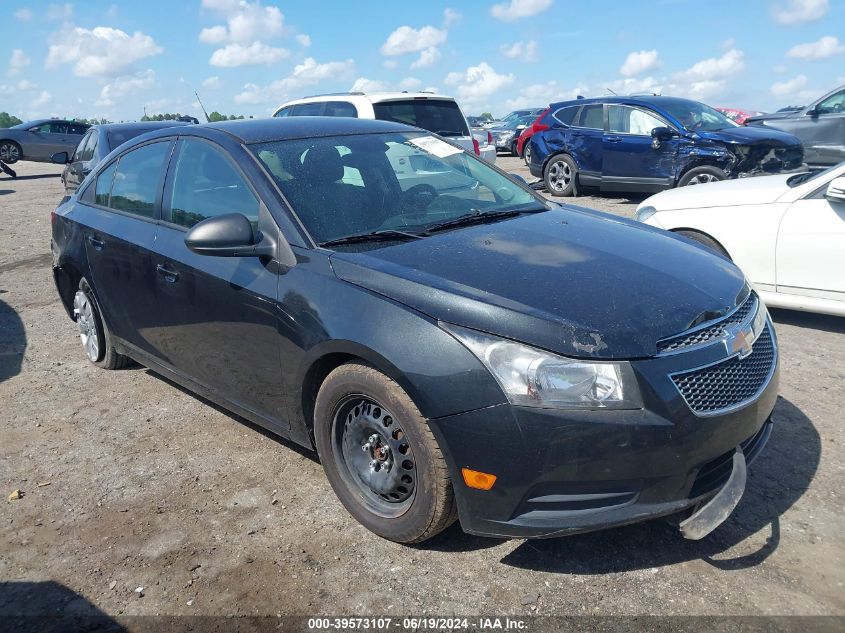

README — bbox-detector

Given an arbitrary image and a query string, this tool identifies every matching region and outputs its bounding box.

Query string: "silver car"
[0,119,89,164]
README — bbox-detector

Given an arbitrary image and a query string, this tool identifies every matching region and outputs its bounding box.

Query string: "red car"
[716,107,764,126]
[516,108,550,164]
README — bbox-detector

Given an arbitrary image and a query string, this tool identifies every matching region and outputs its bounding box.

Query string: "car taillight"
[51,210,57,227]
[532,108,551,133]
[473,138,481,155]
[487,131,493,145]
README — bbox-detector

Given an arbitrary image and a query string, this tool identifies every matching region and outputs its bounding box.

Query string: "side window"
[291,102,325,116]
[109,141,171,218]
[324,101,358,118]
[274,107,291,118]
[94,161,117,207]
[816,90,845,115]
[49,122,69,134]
[30,123,52,133]
[553,106,579,126]
[578,105,604,130]
[607,105,664,135]
[73,132,93,161]
[68,124,88,135]
[168,139,259,229]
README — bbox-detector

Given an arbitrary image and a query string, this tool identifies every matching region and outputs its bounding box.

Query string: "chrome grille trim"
[657,292,758,355]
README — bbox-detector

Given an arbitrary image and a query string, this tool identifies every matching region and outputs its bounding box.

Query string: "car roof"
[549,95,705,109]
[95,121,188,133]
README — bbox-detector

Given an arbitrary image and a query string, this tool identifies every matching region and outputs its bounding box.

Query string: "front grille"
[689,420,772,498]
[671,324,775,415]
[658,293,757,353]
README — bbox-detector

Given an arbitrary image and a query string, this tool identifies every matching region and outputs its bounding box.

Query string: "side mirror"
[825,177,845,204]
[51,151,70,164]
[651,127,675,141]
[184,213,274,257]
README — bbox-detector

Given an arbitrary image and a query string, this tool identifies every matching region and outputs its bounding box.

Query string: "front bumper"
[429,328,779,539]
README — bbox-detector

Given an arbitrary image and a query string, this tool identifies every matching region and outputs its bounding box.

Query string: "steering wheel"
[401,184,438,211]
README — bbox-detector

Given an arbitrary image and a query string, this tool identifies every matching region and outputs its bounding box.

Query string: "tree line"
[1,111,253,128]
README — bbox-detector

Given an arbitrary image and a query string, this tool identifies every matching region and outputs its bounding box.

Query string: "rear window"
[553,106,579,126]
[292,102,326,116]
[372,100,469,137]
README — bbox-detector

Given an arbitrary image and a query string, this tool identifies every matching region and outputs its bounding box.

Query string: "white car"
[272,92,496,164]
[636,163,845,317]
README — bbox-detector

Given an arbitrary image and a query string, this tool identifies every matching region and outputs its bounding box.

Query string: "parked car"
[488,114,537,154]
[528,96,805,196]
[482,108,544,128]
[637,162,845,317]
[0,119,89,164]
[745,85,845,167]
[716,107,765,125]
[516,108,552,165]
[272,92,495,163]
[52,117,778,543]
[52,121,191,194]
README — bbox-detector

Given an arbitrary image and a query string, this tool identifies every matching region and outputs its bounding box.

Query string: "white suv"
[272,92,496,164]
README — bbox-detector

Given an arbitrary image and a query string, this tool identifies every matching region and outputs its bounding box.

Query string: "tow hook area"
[680,448,747,540]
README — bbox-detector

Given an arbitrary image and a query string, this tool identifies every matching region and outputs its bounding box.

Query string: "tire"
[314,362,457,543]
[509,140,518,156]
[678,166,726,187]
[0,140,22,164]
[73,278,131,370]
[675,230,731,259]
[544,154,577,197]
[523,144,532,166]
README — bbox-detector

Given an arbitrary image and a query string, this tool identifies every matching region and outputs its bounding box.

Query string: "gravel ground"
[1,159,843,620]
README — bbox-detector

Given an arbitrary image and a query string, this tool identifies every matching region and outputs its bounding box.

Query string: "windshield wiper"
[319,229,424,248]
[424,207,546,233]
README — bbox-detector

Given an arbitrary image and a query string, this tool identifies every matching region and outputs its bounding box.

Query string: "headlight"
[635,205,657,223]
[497,131,515,142]
[442,324,642,410]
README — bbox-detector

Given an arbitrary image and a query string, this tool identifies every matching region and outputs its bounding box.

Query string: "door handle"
[86,234,105,250]
[156,263,180,283]
[605,136,621,143]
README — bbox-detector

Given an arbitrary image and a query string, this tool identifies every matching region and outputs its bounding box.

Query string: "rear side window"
[107,128,156,151]
[553,106,579,126]
[324,101,358,117]
[273,107,291,118]
[291,102,326,116]
[607,105,665,135]
[108,141,171,218]
[68,123,88,135]
[78,131,98,161]
[372,100,470,137]
[73,131,93,161]
[49,122,69,134]
[578,105,604,130]
[94,161,117,206]
[168,139,259,229]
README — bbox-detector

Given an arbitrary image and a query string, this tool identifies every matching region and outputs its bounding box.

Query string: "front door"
[147,138,285,427]
[602,105,678,191]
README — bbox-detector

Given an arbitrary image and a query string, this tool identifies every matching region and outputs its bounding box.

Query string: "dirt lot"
[1,158,843,620]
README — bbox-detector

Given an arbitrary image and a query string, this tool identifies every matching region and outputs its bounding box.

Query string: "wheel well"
[301,352,360,437]
[677,161,728,182]
[671,228,732,260]
[54,263,83,319]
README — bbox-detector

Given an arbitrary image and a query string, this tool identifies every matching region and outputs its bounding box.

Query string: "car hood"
[745,111,797,124]
[696,126,800,147]
[329,208,747,359]
[641,173,793,210]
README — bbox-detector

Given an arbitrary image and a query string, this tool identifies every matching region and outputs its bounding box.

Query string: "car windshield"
[786,164,842,188]
[251,131,546,247]
[660,100,738,132]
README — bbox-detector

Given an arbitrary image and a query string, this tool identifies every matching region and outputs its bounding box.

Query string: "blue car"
[527,96,805,196]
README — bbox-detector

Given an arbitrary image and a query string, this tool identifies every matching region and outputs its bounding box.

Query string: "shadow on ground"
[0,581,124,633]
[770,307,845,334]
[0,294,25,383]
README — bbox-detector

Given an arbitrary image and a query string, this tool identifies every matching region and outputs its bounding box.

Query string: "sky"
[1,0,844,122]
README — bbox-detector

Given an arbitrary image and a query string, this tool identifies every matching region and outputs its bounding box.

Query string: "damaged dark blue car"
[527,95,805,196]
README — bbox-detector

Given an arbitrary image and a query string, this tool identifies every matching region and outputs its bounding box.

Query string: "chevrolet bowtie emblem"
[725,324,755,359]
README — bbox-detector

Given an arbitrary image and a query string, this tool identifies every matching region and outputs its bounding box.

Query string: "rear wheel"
[314,362,457,543]
[523,144,532,166]
[678,166,726,187]
[675,230,730,259]
[0,141,21,164]
[509,140,519,156]
[544,154,577,196]
[73,278,131,369]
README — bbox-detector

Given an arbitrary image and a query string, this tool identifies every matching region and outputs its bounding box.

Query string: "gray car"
[0,119,89,164]
[746,85,845,167]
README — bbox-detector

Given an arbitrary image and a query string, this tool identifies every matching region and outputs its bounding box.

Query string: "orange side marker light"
[461,468,497,491]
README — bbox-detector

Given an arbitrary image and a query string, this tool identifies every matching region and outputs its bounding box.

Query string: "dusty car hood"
[696,126,800,147]
[641,173,794,210]
[330,207,747,359]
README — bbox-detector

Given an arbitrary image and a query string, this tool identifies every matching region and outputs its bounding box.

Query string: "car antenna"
[606,88,618,96]
[194,90,211,123]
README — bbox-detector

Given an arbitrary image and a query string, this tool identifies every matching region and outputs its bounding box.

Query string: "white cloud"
[381,25,447,56]
[209,42,289,67]
[501,40,538,62]
[411,47,442,69]
[350,77,390,93]
[786,35,845,60]
[491,0,553,21]
[8,49,31,77]
[444,62,515,110]
[14,8,32,21]
[296,33,311,47]
[771,74,807,96]
[96,69,156,106]
[673,49,744,82]
[619,49,661,77]
[606,75,663,96]
[202,75,222,89]
[501,80,586,111]
[17,79,38,91]
[398,77,422,91]
[234,57,355,105]
[773,0,828,24]
[443,8,462,27]
[199,1,285,44]
[45,26,162,78]
[32,90,51,107]
[383,59,399,70]
[47,3,73,20]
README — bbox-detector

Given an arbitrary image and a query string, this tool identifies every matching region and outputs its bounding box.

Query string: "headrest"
[301,145,344,185]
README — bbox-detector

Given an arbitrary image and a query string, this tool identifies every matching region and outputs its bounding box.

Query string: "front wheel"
[314,362,457,543]
[544,154,577,196]
[0,141,21,164]
[678,166,726,187]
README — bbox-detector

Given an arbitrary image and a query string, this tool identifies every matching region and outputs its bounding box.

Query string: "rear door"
[78,140,174,353]
[372,99,473,152]
[568,103,604,185]
[602,104,677,191]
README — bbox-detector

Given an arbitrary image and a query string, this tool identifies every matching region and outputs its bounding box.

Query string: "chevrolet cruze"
[51,118,778,543]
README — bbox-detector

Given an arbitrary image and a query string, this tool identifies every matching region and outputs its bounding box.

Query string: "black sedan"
[51,117,778,543]
[52,121,191,194]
